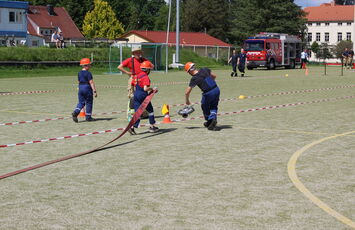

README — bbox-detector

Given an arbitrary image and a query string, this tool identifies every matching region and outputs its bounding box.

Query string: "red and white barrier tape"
[0,81,190,97]
[0,90,58,96]
[0,90,158,180]
[1,85,354,126]
[1,95,353,148]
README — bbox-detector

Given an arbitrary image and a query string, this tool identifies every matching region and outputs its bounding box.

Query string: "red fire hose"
[0,90,157,180]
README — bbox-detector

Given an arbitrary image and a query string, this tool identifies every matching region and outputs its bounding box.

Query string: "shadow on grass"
[78,117,116,123]
[95,128,177,152]
[185,124,233,131]
[214,125,233,131]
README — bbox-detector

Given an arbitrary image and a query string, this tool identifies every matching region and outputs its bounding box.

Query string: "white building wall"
[307,21,354,62]
[0,8,27,32]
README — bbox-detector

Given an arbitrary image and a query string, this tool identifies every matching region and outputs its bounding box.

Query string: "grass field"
[0,65,354,230]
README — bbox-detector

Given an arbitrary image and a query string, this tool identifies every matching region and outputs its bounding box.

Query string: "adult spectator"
[237,48,247,77]
[342,48,349,68]
[300,49,308,69]
[58,31,65,48]
[347,48,354,69]
[117,47,150,120]
[228,49,238,77]
[51,31,60,48]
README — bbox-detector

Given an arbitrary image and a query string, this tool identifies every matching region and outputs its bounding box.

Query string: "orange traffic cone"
[162,104,172,123]
[79,107,86,117]
[163,113,172,123]
[305,67,309,76]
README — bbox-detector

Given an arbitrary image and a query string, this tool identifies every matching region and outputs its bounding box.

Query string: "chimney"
[330,1,336,6]
[47,5,55,16]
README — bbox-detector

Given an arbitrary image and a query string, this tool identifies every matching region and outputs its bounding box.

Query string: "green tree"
[310,41,320,54]
[333,40,353,59]
[59,0,93,29]
[316,43,333,60]
[153,4,170,31]
[182,0,230,41]
[229,0,306,45]
[82,0,124,39]
[108,0,166,31]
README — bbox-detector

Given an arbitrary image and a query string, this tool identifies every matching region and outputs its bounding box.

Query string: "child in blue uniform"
[184,62,220,130]
[72,58,97,122]
[128,60,159,134]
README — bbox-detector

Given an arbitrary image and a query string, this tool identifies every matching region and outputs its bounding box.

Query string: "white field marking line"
[1,95,354,148]
[1,85,354,126]
[288,131,355,229]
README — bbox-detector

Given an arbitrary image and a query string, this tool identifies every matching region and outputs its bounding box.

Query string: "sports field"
[0,66,354,229]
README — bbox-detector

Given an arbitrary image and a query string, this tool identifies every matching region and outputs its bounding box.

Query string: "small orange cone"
[79,107,86,117]
[162,104,172,123]
[305,67,309,76]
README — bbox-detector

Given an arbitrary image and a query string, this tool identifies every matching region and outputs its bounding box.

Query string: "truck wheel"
[268,60,275,70]
[288,60,295,69]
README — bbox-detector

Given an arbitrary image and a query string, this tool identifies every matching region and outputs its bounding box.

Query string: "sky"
[294,0,331,7]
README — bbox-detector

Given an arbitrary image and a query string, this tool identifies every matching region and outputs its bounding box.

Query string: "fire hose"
[0,90,157,181]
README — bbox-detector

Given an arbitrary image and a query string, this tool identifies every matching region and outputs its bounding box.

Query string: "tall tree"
[82,0,124,39]
[229,0,306,45]
[182,0,230,41]
[59,0,93,29]
[108,0,166,31]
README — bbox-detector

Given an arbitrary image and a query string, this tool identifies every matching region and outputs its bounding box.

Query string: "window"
[316,32,320,42]
[338,22,342,26]
[308,23,312,26]
[9,12,15,22]
[9,11,22,23]
[325,32,329,42]
[316,22,321,26]
[325,22,330,26]
[346,32,351,41]
[308,33,312,42]
[32,40,38,47]
[338,32,342,41]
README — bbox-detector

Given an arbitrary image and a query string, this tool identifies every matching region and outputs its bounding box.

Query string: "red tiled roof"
[27,6,83,39]
[122,30,231,47]
[27,22,44,38]
[304,4,354,22]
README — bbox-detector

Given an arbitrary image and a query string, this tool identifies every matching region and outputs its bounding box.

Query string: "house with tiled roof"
[120,30,232,61]
[304,1,355,61]
[27,5,83,47]
[121,30,231,47]
[0,1,29,46]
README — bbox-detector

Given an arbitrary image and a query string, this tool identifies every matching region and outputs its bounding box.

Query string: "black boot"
[72,111,79,123]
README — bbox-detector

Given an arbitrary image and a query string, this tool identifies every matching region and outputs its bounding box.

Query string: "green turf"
[0,66,354,229]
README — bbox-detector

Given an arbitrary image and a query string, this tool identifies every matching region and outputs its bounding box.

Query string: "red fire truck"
[244,32,302,70]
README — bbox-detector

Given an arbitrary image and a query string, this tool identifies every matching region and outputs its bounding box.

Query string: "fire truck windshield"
[245,40,264,51]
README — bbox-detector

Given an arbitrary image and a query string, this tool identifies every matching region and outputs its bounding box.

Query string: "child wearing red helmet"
[129,60,159,134]
[71,58,97,122]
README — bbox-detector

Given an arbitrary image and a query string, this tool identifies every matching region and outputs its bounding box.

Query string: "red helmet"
[140,60,154,71]
[185,62,195,72]
[80,58,91,66]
